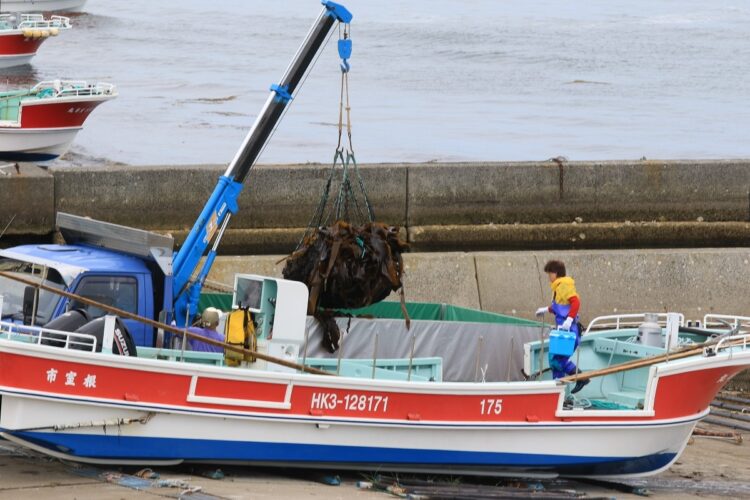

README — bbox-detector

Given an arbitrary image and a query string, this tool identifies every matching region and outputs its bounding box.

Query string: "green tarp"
[199,292,540,327]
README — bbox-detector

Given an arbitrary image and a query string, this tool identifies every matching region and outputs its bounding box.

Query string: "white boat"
[0,13,70,68]
[0,275,748,478]
[0,0,86,13]
[0,80,116,160]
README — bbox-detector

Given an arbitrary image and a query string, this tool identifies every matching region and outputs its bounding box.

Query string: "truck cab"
[0,213,172,347]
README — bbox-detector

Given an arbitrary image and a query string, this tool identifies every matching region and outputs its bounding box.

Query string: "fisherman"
[535,260,589,393]
[187,307,224,353]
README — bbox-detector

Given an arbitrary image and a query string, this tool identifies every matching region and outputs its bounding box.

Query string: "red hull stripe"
[0,350,743,424]
[20,99,109,129]
[0,34,45,56]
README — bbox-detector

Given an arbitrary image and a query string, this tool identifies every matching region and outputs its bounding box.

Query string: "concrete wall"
[207,247,750,324]
[0,159,734,252]
[407,160,750,225]
[49,159,750,227]
[0,163,54,236]
[52,163,407,230]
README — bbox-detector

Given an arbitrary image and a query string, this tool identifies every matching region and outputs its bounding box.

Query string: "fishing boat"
[0,0,86,13]
[0,14,70,68]
[0,79,116,161]
[0,0,748,479]
[0,278,748,478]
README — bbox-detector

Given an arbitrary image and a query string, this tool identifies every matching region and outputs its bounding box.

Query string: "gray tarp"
[302,317,544,382]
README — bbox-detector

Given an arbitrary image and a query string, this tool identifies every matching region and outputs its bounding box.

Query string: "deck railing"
[713,334,750,358]
[584,313,685,334]
[31,80,117,98]
[703,314,750,333]
[0,320,98,352]
[0,14,71,30]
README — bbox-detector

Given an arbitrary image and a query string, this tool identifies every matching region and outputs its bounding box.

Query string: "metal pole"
[533,255,546,379]
[301,323,310,372]
[336,321,346,375]
[407,333,416,382]
[505,337,515,382]
[180,308,189,362]
[30,265,40,327]
[474,335,484,382]
[575,330,582,374]
[371,333,379,379]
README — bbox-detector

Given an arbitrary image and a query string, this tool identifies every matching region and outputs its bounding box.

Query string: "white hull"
[0,53,35,68]
[0,127,78,159]
[1,317,749,478]
[0,0,86,12]
[0,394,697,477]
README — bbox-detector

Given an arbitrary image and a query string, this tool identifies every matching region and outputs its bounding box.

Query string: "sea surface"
[4,0,750,166]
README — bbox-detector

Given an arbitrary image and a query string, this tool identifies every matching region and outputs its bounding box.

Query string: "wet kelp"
[283,220,409,352]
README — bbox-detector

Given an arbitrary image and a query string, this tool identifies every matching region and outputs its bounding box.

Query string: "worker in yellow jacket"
[536,260,589,393]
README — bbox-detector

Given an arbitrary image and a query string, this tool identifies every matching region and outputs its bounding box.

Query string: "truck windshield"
[0,258,66,324]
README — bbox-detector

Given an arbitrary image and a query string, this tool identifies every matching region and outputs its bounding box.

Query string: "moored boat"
[0,14,70,68]
[0,79,116,161]
[0,0,87,13]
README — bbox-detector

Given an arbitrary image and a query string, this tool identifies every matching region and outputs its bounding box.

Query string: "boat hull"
[0,92,114,160]
[0,395,696,477]
[0,53,35,68]
[0,33,46,67]
[0,0,86,12]
[0,127,77,160]
[1,338,747,478]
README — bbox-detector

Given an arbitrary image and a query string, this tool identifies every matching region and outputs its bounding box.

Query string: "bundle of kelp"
[282,219,409,352]
[284,220,408,310]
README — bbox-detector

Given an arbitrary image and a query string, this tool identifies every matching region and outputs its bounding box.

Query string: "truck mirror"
[22,286,38,325]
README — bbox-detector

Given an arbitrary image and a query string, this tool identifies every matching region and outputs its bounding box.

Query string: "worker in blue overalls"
[535,260,589,394]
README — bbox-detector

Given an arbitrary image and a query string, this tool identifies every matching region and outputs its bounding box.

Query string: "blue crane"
[170,1,353,327]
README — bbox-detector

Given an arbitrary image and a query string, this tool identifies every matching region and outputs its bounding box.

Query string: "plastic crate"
[549,329,577,357]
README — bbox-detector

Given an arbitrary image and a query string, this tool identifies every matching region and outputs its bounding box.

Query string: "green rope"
[349,152,375,222]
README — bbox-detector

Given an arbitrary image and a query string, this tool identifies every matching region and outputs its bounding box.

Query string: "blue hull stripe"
[0,152,59,161]
[10,431,676,475]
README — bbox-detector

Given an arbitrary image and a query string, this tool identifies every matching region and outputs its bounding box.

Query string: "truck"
[0,1,353,348]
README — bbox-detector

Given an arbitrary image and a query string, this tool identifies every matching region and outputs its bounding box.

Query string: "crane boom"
[171,1,352,326]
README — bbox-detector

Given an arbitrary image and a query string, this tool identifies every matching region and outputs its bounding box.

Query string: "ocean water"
[4,0,750,165]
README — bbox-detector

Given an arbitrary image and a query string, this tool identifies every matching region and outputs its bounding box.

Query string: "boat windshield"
[0,258,66,324]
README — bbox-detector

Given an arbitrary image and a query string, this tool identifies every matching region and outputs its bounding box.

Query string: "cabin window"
[71,275,138,318]
[0,258,66,324]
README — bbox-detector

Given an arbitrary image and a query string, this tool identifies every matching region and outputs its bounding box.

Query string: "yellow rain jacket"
[550,276,579,305]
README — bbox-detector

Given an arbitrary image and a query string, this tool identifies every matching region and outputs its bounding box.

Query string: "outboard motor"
[75,316,138,356]
[41,309,92,348]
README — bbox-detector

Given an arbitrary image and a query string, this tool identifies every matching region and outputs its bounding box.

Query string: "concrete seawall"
[1,160,749,252]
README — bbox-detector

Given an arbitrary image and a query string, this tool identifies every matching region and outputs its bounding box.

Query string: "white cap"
[201,307,221,327]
